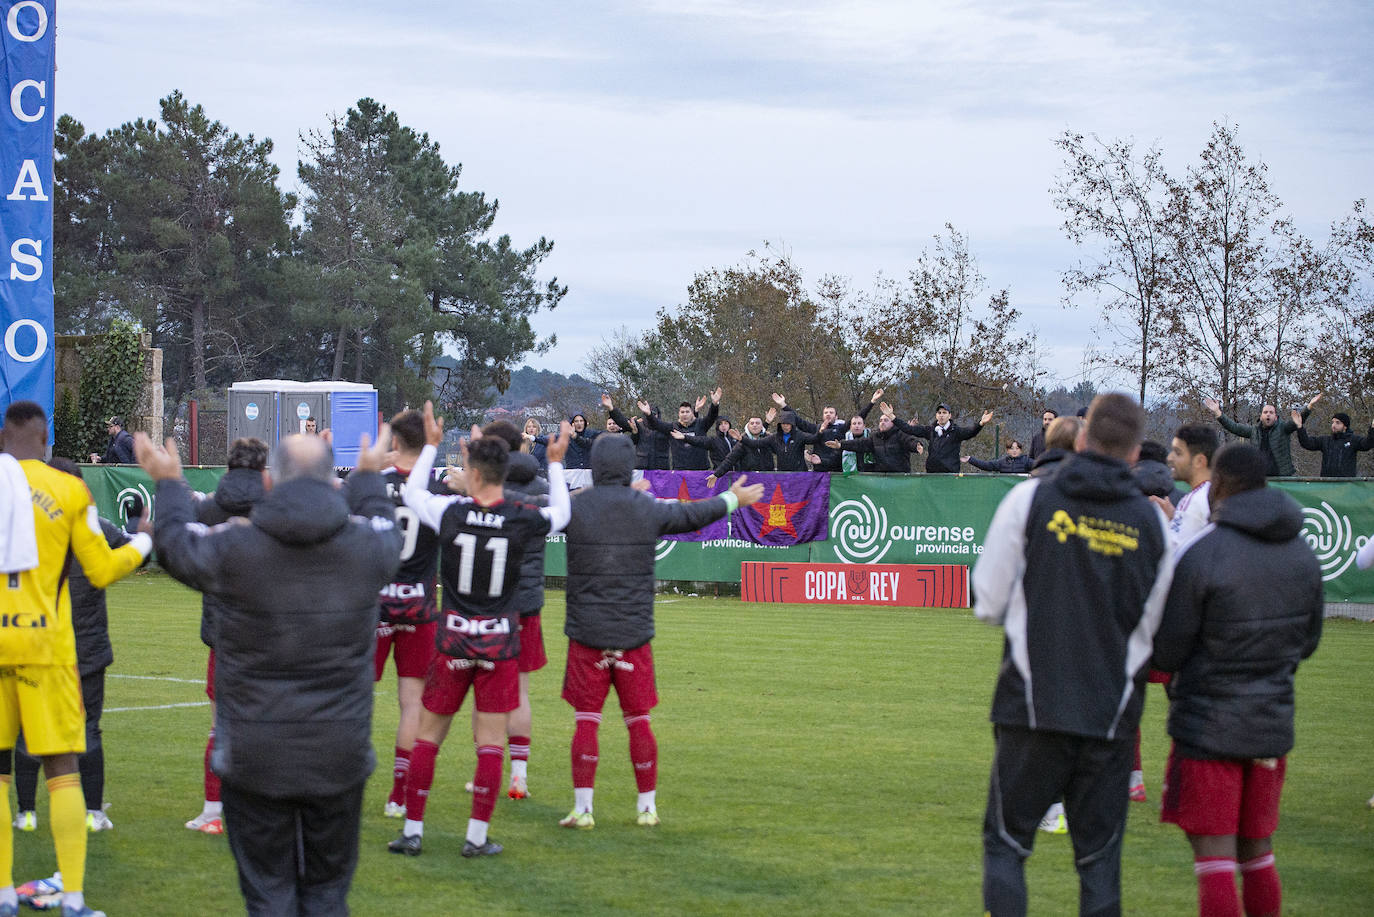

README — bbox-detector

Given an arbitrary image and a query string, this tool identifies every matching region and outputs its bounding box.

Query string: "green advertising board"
[78,467,1374,604]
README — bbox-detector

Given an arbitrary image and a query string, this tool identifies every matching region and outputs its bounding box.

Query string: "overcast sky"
[57,1,1374,388]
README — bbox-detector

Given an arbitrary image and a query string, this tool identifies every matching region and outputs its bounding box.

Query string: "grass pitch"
[10,571,1373,915]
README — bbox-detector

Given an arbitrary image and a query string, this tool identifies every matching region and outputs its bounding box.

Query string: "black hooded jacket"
[194,466,268,647]
[504,451,550,616]
[973,452,1173,740]
[154,471,402,798]
[1153,487,1324,759]
[564,434,735,649]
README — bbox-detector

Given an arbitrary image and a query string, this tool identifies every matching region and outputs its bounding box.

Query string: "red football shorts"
[374,620,438,682]
[1160,745,1286,838]
[517,614,547,673]
[421,655,519,715]
[561,640,658,713]
[205,650,216,702]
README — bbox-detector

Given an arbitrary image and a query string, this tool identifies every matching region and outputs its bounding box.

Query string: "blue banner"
[0,1,55,430]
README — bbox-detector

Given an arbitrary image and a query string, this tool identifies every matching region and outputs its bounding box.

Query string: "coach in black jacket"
[557,434,762,825]
[141,431,402,917]
[972,394,1173,917]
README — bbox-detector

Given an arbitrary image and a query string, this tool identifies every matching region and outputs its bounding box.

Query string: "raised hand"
[729,474,765,508]
[422,401,444,446]
[355,424,394,473]
[727,428,741,441]
[601,393,614,410]
[637,399,652,415]
[695,395,707,412]
[1290,409,1303,425]
[1308,392,1323,409]
[545,420,574,463]
[711,387,723,405]
[1202,397,1221,418]
[765,407,778,423]
[980,409,995,425]
[771,392,786,407]
[880,401,893,416]
[870,388,884,404]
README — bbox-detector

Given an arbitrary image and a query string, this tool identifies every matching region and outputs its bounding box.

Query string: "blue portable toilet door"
[328,390,379,467]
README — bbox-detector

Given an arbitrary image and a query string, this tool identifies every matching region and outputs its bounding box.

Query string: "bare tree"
[1161,122,1286,413]
[1052,131,1170,403]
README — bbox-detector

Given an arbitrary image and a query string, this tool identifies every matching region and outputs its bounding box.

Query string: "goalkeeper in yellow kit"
[0,401,150,917]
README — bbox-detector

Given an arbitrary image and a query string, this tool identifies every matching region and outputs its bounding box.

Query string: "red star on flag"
[748,484,809,539]
[676,479,692,501]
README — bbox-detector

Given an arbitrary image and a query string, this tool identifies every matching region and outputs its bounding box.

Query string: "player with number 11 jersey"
[387,405,572,860]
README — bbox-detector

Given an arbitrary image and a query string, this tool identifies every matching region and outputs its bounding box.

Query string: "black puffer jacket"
[564,434,734,649]
[1153,487,1324,759]
[72,517,131,676]
[505,451,550,617]
[154,471,402,797]
[194,466,267,647]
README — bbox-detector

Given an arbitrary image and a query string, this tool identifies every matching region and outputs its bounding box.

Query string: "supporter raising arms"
[638,388,721,470]
[1204,394,1318,477]
[894,403,994,473]
[1291,406,1374,478]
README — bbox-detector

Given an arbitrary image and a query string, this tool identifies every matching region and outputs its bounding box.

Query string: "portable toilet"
[227,380,378,466]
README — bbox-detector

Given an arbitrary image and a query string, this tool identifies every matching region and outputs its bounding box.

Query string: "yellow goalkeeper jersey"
[1,459,147,666]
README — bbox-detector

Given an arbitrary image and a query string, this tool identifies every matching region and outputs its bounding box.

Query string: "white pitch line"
[106,701,210,712]
[109,674,204,685]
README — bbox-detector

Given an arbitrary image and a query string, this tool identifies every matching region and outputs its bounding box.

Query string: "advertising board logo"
[115,484,151,528]
[1300,501,1367,582]
[829,495,891,564]
[655,539,675,560]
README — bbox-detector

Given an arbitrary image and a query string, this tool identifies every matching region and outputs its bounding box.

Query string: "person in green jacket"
[1204,393,1321,477]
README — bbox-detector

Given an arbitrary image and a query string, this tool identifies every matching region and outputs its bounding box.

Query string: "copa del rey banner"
[642,471,830,546]
[0,1,55,425]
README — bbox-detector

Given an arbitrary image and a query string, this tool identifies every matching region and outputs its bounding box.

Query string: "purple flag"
[728,472,831,545]
[642,471,729,541]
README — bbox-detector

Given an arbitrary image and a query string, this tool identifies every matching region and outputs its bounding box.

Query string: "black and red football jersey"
[434,499,552,660]
[378,466,446,624]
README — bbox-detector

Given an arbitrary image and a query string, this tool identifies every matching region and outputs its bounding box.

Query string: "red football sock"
[405,740,439,823]
[1195,856,1241,917]
[470,745,504,823]
[389,746,411,806]
[204,730,221,803]
[1240,853,1280,917]
[571,712,601,789]
[624,713,657,793]
[508,736,530,763]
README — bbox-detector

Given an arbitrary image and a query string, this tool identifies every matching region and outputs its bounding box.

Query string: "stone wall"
[55,332,164,442]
